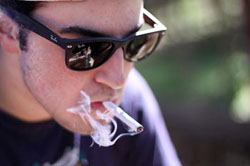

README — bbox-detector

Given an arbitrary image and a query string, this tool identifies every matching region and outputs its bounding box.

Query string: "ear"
[0,11,20,55]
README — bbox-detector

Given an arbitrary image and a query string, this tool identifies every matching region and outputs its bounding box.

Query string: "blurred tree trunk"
[244,0,250,53]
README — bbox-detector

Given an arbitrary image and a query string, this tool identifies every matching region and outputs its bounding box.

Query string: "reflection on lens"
[125,33,159,61]
[68,42,114,70]
[69,44,95,69]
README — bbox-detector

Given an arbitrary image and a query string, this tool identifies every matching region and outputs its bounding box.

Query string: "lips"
[91,102,106,111]
[91,99,118,112]
[90,101,116,125]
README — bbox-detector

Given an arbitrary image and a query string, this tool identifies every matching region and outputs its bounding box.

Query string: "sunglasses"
[8,8,167,71]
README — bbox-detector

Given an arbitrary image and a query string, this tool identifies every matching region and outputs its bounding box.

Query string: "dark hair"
[0,1,42,50]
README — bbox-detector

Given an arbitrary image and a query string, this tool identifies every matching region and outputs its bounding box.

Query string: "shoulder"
[121,68,182,166]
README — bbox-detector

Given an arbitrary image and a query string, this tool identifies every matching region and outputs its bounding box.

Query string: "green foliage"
[137,0,248,111]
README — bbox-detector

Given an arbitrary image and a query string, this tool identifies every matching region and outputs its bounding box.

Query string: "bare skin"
[0,0,143,135]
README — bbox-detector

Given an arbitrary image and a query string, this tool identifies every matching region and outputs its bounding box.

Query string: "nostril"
[95,70,125,89]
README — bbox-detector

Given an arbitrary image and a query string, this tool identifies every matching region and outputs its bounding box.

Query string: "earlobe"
[0,12,20,55]
[1,34,19,54]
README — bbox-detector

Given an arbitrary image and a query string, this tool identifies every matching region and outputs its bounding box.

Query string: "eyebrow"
[59,24,143,38]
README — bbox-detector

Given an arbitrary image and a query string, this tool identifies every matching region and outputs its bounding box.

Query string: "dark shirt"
[0,69,181,166]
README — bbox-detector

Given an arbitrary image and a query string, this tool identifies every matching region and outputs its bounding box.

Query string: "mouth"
[91,99,118,112]
[91,102,106,111]
[88,100,118,126]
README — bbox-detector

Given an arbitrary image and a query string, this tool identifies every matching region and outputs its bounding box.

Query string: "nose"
[95,48,126,89]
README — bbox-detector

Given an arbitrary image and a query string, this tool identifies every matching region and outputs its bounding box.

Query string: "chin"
[52,108,94,135]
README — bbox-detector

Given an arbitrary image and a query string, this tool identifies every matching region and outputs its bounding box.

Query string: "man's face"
[20,0,143,134]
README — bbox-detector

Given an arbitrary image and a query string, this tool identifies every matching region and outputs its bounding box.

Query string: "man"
[0,0,181,166]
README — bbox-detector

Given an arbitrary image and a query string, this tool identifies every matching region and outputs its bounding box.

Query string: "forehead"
[33,0,144,38]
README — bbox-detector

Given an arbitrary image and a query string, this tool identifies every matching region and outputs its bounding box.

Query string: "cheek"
[20,34,90,113]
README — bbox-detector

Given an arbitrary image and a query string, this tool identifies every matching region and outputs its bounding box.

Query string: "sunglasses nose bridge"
[113,41,129,59]
[112,41,129,60]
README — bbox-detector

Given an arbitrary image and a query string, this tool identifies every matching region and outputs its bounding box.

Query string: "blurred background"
[136,0,250,165]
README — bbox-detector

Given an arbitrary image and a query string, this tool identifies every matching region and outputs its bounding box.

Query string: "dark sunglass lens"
[68,42,113,70]
[125,33,160,61]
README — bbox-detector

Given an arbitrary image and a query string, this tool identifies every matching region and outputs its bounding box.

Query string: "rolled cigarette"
[103,102,144,134]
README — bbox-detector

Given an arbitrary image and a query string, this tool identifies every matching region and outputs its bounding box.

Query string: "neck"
[0,52,51,122]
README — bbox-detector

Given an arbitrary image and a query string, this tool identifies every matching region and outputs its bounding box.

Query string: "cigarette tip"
[137,126,144,133]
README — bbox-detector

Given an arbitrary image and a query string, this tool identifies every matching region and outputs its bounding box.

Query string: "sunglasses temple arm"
[143,8,167,31]
[7,8,65,49]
